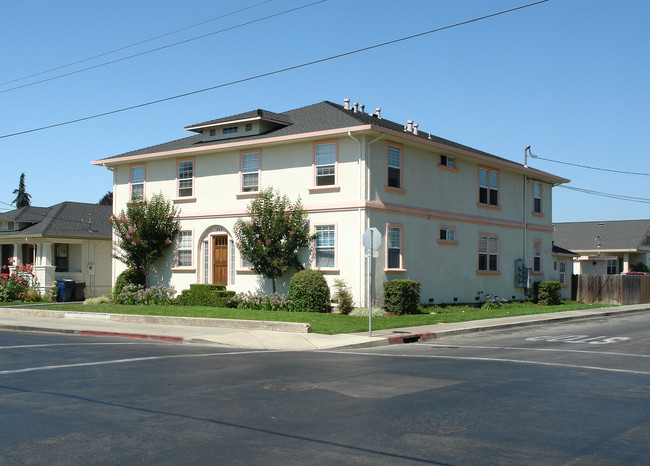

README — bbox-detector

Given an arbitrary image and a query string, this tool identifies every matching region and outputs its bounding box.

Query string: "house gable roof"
[553,219,650,252]
[0,202,112,239]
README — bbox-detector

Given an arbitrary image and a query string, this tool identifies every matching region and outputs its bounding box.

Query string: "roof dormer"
[185,109,292,142]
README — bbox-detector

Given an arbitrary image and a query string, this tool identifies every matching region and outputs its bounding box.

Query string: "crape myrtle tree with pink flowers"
[235,187,315,293]
[110,192,180,286]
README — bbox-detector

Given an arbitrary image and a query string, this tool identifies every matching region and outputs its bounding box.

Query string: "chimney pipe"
[406,120,413,132]
[360,104,365,114]
[413,123,419,135]
[344,98,350,110]
[375,108,381,119]
[353,102,359,113]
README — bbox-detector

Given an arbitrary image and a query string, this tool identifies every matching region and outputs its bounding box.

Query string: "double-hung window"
[440,155,455,169]
[176,231,192,268]
[55,243,68,272]
[387,225,403,269]
[387,144,402,189]
[479,168,499,206]
[533,181,542,214]
[130,165,145,200]
[178,160,194,197]
[607,259,617,275]
[314,142,336,186]
[315,225,335,268]
[478,235,498,272]
[533,239,542,273]
[241,151,260,192]
[559,261,567,285]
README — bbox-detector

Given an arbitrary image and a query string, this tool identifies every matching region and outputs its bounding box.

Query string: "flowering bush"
[0,261,34,302]
[112,284,176,305]
[232,291,292,312]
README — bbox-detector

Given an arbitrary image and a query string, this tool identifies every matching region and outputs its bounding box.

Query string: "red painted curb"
[387,332,436,344]
[78,330,183,343]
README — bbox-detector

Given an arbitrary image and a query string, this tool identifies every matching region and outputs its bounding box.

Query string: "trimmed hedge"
[288,269,330,313]
[535,280,562,306]
[176,284,236,308]
[384,279,421,315]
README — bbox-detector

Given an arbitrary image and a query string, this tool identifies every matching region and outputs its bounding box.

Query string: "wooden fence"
[575,274,650,305]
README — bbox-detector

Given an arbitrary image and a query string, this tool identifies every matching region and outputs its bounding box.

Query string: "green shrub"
[113,268,146,297]
[234,291,292,311]
[536,280,562,306]
[113,284,176,305]
[384,279,421,315]
[84,296,110,305]
[176,284,236,308]
[332,278,353,314]
[288,269,330,313]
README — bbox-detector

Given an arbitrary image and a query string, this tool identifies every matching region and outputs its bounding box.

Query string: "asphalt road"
[1,313,648,465]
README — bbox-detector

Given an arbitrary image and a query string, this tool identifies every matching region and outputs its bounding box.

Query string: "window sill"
[172,267,196,273]
[173,196,196,203]
[476,203,502,211]
[308,185,340,193]
[532,212,544,217]
[476,270,501,275]
[236,191,260,199]
[437,164,458,173]
[384,186,406,194]
[236,268,256,274]
[316,268,340,274]
[532,271,544,276]
[437,240,458,246]
[384,268,407,274]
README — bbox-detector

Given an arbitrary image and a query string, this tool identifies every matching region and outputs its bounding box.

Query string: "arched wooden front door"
[212,236,228,285]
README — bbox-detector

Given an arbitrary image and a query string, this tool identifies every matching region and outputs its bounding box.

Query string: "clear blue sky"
[1,0,648,222]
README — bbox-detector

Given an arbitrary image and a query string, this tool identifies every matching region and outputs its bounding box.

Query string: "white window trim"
[310,140,340,192]
[533,239,542,274]
[239,150,261,196]
[385,142,404,192]
[176,158,195,201]
[129,164,145,201]
[478,234,499,273]
[173,230,194,270]
[313,223,338,272]
[385,223,406,272]
[533,181,543,215]
[478,167,500,208]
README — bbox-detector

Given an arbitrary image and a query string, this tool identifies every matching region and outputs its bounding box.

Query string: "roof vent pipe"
[413,123,419,135]
[375,108,381,119]
[406,120,413,132]
[353,102,359,113]
[344,98,350,110]
[360,104,365,114]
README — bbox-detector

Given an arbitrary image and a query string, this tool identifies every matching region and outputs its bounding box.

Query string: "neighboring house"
[553,219,650,276]
[551,243,578,299]
[93,99,568,305]
[0,202,112,298]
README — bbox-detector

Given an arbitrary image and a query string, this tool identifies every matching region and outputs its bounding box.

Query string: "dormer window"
[209,129,216,136]
[223,126,238,134]
[6,221,14,231]
[245,123,253,131]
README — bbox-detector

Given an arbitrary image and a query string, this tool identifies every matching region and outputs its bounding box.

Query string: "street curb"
[0,307,311,333]
[0,324,184,343]
[387,332,437,344]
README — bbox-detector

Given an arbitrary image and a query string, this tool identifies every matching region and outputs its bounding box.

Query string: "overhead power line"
[0,0,325,95]
[0,0,273,88]
[559,185,650,204]
[529,150,650,176]
[0,0,549,140]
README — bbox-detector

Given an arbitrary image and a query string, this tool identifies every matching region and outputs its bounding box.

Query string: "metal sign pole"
[368,235,373,337]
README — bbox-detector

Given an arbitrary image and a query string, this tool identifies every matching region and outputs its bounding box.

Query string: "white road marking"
[325,351,650,376]
[0,349,285,376]
[419,343,650,358]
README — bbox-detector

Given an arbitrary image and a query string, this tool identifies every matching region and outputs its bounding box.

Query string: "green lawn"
[22,301,614,334]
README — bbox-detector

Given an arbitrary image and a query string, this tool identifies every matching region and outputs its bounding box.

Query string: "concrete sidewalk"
[0,304,648,351]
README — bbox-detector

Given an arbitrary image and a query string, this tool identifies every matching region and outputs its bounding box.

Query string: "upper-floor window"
[533,181,542,214]
[130,165,145,200]
[387,143,402,189]
[314,142,337,186]
[178,159,194,197]
[479,168,499,206]
[478,234,498,272]
[439,228,456,242]
[176,231,192,268]
[533,239,542,273]
[241,151,260,192]
[387,224,403,269]
[223,126,238,134]
[315,225,335,268]
[440,155,455,168]
[209,129,216,136]
[245,123,253,131]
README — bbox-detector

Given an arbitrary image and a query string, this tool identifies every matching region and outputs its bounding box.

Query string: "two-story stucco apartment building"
[93,99,568,306]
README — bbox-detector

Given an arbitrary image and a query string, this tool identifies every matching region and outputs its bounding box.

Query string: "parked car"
[623,271,650,276]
